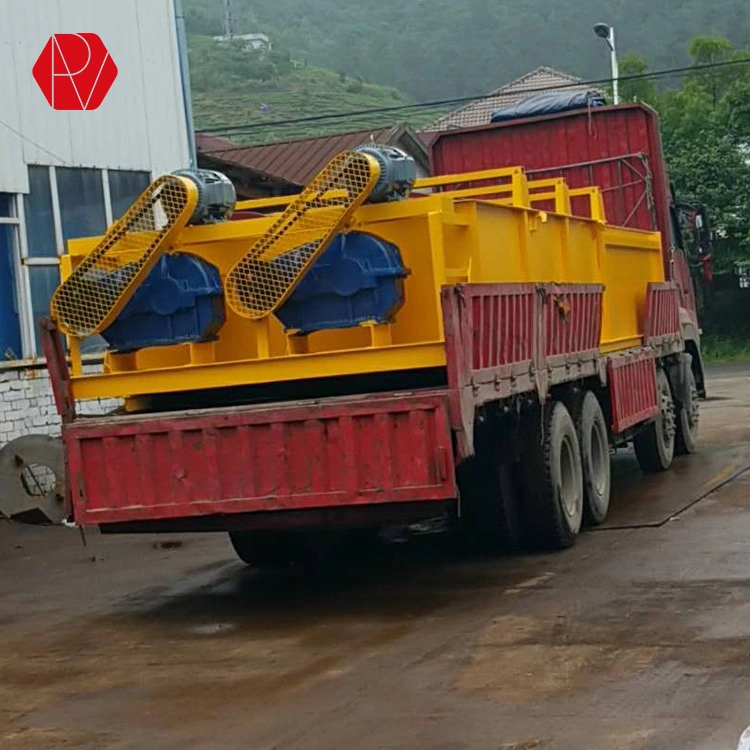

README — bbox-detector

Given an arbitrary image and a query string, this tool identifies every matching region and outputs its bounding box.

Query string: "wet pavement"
[1,364,750,750]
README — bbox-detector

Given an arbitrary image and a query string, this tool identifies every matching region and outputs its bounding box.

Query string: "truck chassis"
[43,279,696,555]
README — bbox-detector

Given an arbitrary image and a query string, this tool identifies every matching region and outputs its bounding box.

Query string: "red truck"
[429,103,711,394]
[30,103,705,562]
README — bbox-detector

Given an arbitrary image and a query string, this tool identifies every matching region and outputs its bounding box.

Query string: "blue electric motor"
[276,232,409,335]
[102,254,225,352]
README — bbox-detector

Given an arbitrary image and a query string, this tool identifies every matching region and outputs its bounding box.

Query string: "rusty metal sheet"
[64,391,457,526]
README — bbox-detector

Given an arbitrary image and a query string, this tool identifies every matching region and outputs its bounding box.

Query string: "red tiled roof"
[429,67,597,131]
[196,123,427,187]
[195,133,237,152]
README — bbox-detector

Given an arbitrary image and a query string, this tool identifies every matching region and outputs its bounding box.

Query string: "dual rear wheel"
[459,391,611,552]
[231,366,699,565]
[461,362,700,553]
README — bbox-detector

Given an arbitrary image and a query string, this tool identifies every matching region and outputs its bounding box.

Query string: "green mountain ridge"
[188,35,426,144]
[185,0,750,101]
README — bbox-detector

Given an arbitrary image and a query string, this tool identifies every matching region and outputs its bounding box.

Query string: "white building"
[212,33,272,52]
[0,0,192,442]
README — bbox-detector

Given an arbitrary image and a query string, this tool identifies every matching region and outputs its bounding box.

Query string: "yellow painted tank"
[57,157,664,404]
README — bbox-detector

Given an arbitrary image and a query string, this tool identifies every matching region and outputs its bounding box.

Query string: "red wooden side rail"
[644,282,681,348]
[442,282,604,459]
[607,352,659,434]
[39,318,75,422]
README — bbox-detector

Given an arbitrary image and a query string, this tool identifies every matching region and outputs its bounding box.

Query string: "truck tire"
[522,401,583,550]
[675,366,699,455]
[577,392,611,526]
[457,447,525,553]
[229,531,312,569]
[634,368,676,473]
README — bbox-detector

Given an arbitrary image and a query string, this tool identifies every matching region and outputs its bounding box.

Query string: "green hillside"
[188,36,425,143]
[185,0,750,101]
[184,8,750,273]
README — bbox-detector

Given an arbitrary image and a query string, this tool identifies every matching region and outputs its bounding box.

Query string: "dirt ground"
[1,364,750,750]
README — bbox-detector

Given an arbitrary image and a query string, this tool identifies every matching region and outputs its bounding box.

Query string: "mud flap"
[667,353,693,410]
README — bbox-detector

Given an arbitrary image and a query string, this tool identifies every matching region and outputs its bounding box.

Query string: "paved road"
[1,364,750,750]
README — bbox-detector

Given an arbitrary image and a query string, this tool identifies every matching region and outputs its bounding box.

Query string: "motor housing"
[102,253,225,352]
[354,145,417,203]
[173,169,236,224]
[276,231,409,335]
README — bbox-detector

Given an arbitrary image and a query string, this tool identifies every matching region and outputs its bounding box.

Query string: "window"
[4,166,152,359]
[0,221,22,360]
[24,168,57,258]
[109,170,151,220]
[28,265,61,354]
[0,193,14,217]
[57,168,107,241]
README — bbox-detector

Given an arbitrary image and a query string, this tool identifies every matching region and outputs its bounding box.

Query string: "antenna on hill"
[223,0,235,39]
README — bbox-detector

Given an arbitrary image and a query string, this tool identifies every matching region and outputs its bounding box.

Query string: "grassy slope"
[190,56,428,145]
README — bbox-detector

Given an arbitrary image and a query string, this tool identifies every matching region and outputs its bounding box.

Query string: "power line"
[199,56,750,145]
[0,116,71,165]
[203,56,750,138]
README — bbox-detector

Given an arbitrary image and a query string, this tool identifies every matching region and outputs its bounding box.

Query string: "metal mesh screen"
[226,150,379,320]
[51,175,196,337]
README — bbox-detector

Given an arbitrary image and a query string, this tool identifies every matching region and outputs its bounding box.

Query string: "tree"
[659,37,750,271]
[686,36,735,107]
[182,0,750,101]
[618,54,657,104]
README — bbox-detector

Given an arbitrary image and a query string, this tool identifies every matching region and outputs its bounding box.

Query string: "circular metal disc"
[0,435,67,524]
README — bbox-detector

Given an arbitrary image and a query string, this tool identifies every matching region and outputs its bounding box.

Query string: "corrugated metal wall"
[0,0,190,193]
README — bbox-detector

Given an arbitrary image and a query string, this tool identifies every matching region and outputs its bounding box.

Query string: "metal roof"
[196,123,429,187]
[429,67,597,131]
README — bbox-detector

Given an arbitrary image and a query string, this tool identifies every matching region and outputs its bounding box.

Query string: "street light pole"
[608,27,620,106]
[593,23,620,106]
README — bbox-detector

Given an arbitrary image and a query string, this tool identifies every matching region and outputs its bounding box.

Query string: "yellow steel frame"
[237,168,607,222]
[71,342,447,401]
[58,163,664,404]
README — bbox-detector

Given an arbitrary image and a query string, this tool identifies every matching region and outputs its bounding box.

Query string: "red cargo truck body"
[430,104,700,332]
[42,105,700,550]
[47,282,683,535]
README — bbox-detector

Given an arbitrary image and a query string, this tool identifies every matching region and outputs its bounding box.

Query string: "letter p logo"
[33,33,118,110]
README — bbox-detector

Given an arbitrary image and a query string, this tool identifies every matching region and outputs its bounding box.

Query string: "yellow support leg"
[189,342,216,365]
[69,337,83,377]
[251,320,271,359]
[361,322,393,348]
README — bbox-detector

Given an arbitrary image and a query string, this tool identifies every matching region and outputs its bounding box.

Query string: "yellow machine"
[52,147,664,406]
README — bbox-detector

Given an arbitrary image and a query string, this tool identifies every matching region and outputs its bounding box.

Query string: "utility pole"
[223,0,234,39]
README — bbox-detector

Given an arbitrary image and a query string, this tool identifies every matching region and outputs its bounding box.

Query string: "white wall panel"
[0,0,190,192]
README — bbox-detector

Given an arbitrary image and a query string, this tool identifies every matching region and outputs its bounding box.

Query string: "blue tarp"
[490,90,606,123]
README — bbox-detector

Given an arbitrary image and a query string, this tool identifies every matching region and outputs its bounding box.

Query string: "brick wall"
[0,364,121,445]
